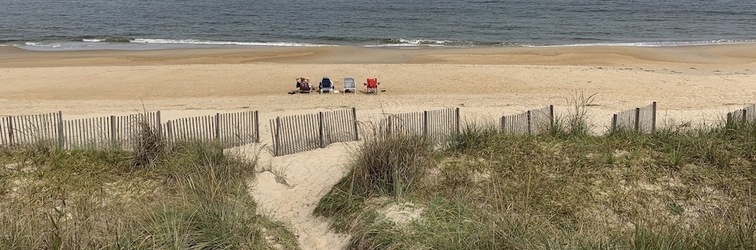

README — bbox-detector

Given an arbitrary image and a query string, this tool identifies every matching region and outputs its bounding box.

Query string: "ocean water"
[1,0,755,50]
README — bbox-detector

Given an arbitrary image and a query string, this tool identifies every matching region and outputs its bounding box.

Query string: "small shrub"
[131,118,165,168]
[446,123,498,153]
[565,91,597,136]
[349,133,433,198]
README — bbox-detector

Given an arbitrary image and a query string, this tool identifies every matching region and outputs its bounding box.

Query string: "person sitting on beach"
[296,77,304,88]
[296,77,312,92]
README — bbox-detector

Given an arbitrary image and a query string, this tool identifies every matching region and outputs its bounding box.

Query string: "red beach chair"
[365,78,380,94]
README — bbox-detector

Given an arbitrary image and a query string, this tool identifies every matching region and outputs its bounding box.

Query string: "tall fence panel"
[0,112,61,147]
[611,102,657,133]
[727,104,756,124]
[501,105,554,135]
[382,112,424,137]
[270,108,359,156]
[322,108,359,145]
[425,108,460,143]
[1,110,265,151]
[218,110,260,147]
[380,108,460,143]
[0,116,8,147]
[163,111,260,148]
[64,116,111,149]
[112,111,161,150]
[270,113,321,156]
[165,115,216,144]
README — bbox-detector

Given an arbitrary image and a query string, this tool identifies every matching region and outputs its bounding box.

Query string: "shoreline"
[2,43,756,67]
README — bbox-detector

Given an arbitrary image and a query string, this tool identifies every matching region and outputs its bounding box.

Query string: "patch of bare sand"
[243,142,361,250]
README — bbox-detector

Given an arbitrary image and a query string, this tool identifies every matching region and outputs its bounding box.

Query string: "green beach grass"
[315,116,756,249]
[0,124,298,249]
[2,108,755,249]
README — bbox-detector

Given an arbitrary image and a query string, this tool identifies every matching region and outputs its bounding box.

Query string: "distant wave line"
[9,37,756,51]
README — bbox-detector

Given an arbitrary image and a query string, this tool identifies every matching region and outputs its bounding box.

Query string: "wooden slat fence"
[380,108,460,143]
[270,113,321,156]
[270,108,359,156]
[218,111,260,147]
[0,112,61,148]
[2,110,263,150]
[163,110,260,148]
[64,116,111,149]
[382,111,424,137]
[726,104,756,125]
[611,102,657,133]
[500,105,554,135]
[112,112,161,150]
[0,117,6,147]
[165,114,216,144]
[322,108,359,145]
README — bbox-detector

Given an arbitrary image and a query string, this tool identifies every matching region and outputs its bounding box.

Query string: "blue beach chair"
[319,76,334,94]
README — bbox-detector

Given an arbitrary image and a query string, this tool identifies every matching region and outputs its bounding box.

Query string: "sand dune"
[1,44,755,249]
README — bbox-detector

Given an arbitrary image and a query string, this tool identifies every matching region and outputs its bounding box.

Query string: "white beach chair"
[343,77,356,94]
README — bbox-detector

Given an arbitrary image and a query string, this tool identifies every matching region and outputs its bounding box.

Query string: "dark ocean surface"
[2,0,755,50]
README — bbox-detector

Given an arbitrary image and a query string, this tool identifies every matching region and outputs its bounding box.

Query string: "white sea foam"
[23,42,62,48]
[131,38,330,47]
[364,38,460,47]
[540,39,756,48]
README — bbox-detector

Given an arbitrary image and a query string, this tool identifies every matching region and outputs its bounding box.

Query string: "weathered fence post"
[387,116,393,134]
[527,110,532,135]
[318,112,325,148]
[215,113,221,143]
[274,117,281,156]
[156,111,162,136]
[57,111,64,149]
[743,109,748,125]
[501,116,506,134]
[254,111,260,143]
[455,108,460,133]
[549,105,555,128]
[611,114,618,133]
[7,116,14,146]
[423,111,429,139]
[109,115,116,148]
[651,102,657,132]
[634,107,641,131]
[351,107,359,141]
[166,121,173,144]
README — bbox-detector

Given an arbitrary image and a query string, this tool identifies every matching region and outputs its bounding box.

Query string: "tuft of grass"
[564,91,597,136]
[317,116,756,249]
[131,117,166,168]
[0,139,298,249]
[314,133,433,233]
[347,133,433,198]
[445,123,499,154]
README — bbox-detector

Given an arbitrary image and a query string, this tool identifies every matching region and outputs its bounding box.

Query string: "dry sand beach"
[2,44,755,249]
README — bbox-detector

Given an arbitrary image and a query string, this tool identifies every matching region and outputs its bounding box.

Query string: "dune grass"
[0,133,298,249]
[315,118,756,249]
